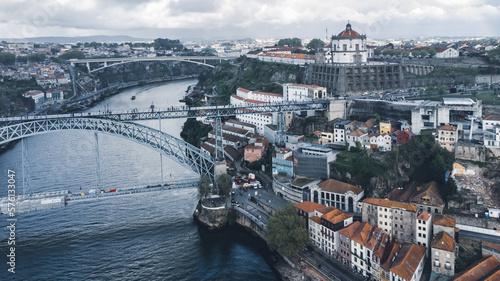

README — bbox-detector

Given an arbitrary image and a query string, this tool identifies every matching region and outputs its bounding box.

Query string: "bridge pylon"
[276,111,286,148]
[214,116,224,161]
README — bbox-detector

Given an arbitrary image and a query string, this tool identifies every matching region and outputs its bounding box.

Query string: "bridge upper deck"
[0,100,330,123]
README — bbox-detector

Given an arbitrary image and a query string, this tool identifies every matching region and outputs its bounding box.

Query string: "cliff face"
[0,78,37,116]
[75,60,209,96]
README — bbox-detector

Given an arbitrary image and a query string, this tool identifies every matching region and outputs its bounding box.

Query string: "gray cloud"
[0,0,498,39]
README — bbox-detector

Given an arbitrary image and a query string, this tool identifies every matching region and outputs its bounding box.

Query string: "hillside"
[0,78,37,116]
[195,56,305,105]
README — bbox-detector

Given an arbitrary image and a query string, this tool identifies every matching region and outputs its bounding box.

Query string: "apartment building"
[360,198,418,243]
[431,231,457,276]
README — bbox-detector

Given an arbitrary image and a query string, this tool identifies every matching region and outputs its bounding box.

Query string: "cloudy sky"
[1,0,499,40]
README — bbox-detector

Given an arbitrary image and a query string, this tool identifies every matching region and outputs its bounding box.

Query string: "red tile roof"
[431,231,455,252]
[294,201,325,213]
[338,221,361,238]
[309,216,322,225]
[483,115,500,121]
[317,179,364,195]
[389,244,426,281]
[417,211,432,221]
[410,181,444,207]
[363,198,418,212]
[433,215,456,228]
[439,124,457,131]
[451,255,500,281]
[483,242,500,252]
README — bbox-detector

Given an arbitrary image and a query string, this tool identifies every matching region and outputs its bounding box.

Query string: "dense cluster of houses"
[294,184,464,281]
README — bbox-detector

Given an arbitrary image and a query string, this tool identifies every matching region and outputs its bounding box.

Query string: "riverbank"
[194,204,327,281]
[56,75,198,114]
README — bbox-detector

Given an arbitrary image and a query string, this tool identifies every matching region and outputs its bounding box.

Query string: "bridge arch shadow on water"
[0,118,214,183]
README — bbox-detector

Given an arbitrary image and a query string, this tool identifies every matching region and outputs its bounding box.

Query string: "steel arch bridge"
[0,118,215,183]
[69,56,238,73]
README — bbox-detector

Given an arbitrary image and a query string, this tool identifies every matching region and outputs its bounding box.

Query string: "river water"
[0,79,279,280]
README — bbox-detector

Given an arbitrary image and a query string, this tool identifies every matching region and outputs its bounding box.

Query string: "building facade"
[293,143,337,179]
[415,211,432,256]
[272,148,294,177]
[431,231,457,276]
[360,198,418,243]
[437,124,458,152]
[310,179,364,213]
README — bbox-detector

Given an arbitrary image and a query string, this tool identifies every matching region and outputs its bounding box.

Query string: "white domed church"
[324,22,368,64]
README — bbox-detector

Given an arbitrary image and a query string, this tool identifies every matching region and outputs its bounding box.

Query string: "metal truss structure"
[0,118,215,183]
[0,100,330,123]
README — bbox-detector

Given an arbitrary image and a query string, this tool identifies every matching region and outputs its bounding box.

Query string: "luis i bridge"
[0,100,330,214]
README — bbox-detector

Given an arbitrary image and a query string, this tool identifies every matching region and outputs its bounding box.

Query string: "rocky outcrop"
[193,204,228,231]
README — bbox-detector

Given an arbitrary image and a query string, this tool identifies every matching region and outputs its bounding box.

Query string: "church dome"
[337,22,361,37]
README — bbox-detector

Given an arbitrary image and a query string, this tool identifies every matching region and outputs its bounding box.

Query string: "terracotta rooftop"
[294,201,325,213]
[417,210,432,221]
[410,181,444,207]
[451,255,500,281]
[439,124,457,131]
[483,242,500,252]
[363,198,418,212]
[433,215,456,228]
[309,216,322,225]
[389,244,426,281]
[386,183,417,202]
[317,179,364,195]
[347,129,367,137]
[237,87,251,93]
[338,221,361,238]
[373,233,390,261]
[315,206,338,216]
[484,115,500,121]
[431,231,455,252]
[381,242,403,271]
[322,211,353,225]
[337,23,361,37]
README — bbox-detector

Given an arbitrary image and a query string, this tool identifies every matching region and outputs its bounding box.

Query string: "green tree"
[488,46,500,65]
[198,174,211,200]
[266,204,309,257]
[59,51,85,60]
[419,50,428,58]
[374,49,382,56]
[412,51,421,58]
[277,38,302,47]
[428,48,437,57]
[306,38,325,50]
[382,50,395,57]
[217,173,232,197]
[0,52,15,65]
[402,51,410,57]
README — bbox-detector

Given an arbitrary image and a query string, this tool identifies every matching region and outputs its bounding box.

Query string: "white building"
[483,115,500,148]
[346,129,368,150]
[23,90,45,104]
[310,179,364,213]
[326,22,368,64]
[230,87,285,134]
[435,47,459,58]
[368,133,392,152]
[307,204,354,257]
[415,211,432,257]
[283,83,328,101]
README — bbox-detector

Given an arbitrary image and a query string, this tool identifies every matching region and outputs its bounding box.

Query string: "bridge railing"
[0,100,330,123]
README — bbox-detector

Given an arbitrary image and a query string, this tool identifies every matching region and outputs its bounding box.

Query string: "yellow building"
[379,121,395,135]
